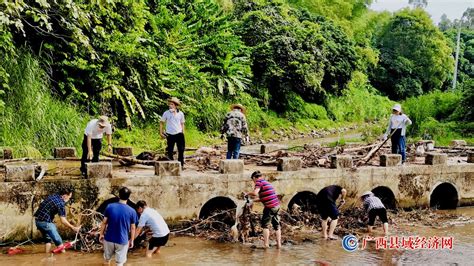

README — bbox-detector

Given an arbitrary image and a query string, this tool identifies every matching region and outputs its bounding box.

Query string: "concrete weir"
[0,156,473,241]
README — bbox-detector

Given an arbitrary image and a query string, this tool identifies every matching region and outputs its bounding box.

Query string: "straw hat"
[168,97,181,106]
[392,104,402,112]
[98,115,110,127]
[361,191,374,198]
[230,103,246,113]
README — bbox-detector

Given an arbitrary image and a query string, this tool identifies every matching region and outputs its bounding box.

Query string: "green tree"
[458,79,474,121]
[236,0,358,111]
[438,14,453,31]
[1,0,252,129]
[371,9,454,99]
[409,0,428,9]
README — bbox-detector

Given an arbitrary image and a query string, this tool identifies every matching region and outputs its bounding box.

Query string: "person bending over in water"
[34,187,80,253]
[134,200,170,258]
[316,185,347,240]
[361,191,389,236]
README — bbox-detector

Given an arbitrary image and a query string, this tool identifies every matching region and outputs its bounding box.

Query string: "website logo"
[342,234,358,252]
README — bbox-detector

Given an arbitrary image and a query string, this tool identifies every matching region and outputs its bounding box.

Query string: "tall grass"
[0,51,87,158]
[327,71,393,122]
[402,91,474,145]
[403,90,462,135]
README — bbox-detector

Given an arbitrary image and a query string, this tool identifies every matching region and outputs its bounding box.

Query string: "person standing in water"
[383,104,412,164]
[245,171,282,249]
[34,187,80,253]
[160,97,186,166]
[99,187,138,266]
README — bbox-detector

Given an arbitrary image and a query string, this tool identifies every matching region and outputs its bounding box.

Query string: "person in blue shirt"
[34,187,80,253]
[99,187,138,266]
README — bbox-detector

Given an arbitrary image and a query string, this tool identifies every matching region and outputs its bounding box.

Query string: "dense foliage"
[371,9,454,99]
[0,0,472,155]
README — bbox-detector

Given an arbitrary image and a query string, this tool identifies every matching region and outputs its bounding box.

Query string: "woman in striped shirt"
[361,191,389,235]
[245,171,281,249]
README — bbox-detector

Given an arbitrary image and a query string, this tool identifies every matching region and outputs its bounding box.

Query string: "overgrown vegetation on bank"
[0,1,472,157]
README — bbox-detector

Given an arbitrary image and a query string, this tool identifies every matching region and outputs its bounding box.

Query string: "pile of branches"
[70,209,105,252]
[171,210,236,242]
[171,204,451,245]
[170,205,371,245]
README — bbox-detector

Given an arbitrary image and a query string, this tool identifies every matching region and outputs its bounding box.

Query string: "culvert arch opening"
[288,191,319,214]
[199,196,237,225]
[430,183,458,210]
[96,197,137,214]
[372,186,397,210]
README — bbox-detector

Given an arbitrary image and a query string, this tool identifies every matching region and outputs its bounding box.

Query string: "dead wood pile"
[169,206,472,245]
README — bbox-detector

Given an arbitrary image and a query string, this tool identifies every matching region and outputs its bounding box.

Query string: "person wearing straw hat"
[160,97,185,166]
[383,104,412,164]
[221,104,249,159]
[80,115,113,176]
[360,191,389,235]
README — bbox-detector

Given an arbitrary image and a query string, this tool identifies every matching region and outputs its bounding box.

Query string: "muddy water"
[2,207,473,265]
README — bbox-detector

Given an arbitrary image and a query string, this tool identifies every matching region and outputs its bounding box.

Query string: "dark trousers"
[390,129,406,162]
[166,132,185,165]
[226,137,241,159]
[80,134,102,173]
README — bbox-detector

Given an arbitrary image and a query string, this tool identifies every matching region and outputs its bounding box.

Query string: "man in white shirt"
[134,200,170,258]
[383,104,412,164]
[80,115,113,176]
[160,97,185,166]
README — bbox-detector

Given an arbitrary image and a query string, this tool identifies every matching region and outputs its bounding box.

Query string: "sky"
[370,0,473,24]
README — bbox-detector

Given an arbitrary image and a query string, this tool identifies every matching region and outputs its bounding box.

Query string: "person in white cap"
[383,104,412,164]
[80,115,113,176]
[360,191,389,235]
[160,97,185,166]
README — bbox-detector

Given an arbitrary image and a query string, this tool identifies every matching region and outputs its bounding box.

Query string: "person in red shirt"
[245,171,281,249]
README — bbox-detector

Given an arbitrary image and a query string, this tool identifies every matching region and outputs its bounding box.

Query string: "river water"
[2,207,473,265]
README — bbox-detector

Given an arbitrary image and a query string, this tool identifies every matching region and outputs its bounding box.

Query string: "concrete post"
[5,164,35,182]
[426,141,435,151]
[1,148,13,160]
[330,155,353,169]
[467,151,474,164]
[86,162,113,178]
[219,160,244,174]
[380,154,402,167]
[260,144,288,154]
[450,140,467,147]
[113,147,133,157]
[277,157,302,171]
[425,153,447,165]
[155,161,182,176]
[53,147,77,158]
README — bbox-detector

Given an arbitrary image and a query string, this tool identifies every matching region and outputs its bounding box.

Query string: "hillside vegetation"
[0,1,472,156]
